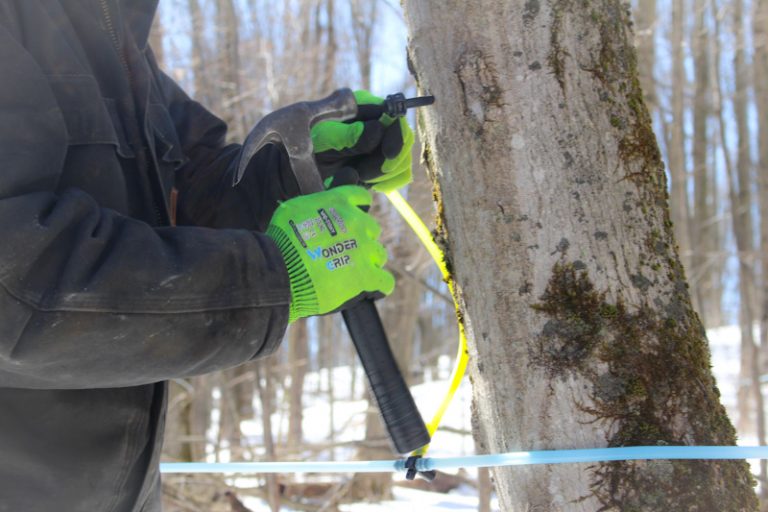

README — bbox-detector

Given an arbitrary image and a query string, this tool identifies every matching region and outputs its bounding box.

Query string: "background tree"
[402,0,756,510]
[756,0,768,375]
[149,0,768,508]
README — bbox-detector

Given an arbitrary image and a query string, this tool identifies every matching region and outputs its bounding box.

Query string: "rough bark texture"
[402,0,757,510]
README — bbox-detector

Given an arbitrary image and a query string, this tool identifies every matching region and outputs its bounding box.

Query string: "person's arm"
[146,50,298,232]
[0,28,289,390]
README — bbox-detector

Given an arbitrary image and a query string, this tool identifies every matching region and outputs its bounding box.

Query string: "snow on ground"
[229,355,500,511]
[342,486,498,512]
[238,486,498,512]
[708,325,761,476]
[708,325,743,414]
[226,328,747,510]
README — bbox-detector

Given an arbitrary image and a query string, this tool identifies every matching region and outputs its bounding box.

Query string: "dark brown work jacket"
[0,1,296,510]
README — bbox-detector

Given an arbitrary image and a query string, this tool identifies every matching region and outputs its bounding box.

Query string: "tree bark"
[668,0,692,279]
[477,467,492,512]
[163,380,194,462]
[690,0,721,328]
[288,319,309,447]
[728,0,768,495]
[755,0,768,376]
[402,1,757,510]
[753,0,768,499]
[633,0,655,113]
[349,0,377,91]
[149,5,164,66]
[256,361,281,512]
[215,0,244,142]
[187,0,213,106]
[322,0,337,93]
[319,316,337,460]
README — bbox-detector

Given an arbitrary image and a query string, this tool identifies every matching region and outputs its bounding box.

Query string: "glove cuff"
[266,225,319,323]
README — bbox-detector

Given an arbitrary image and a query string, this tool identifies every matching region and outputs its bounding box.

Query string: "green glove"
[266,185,395,323]
[311,90,415,193]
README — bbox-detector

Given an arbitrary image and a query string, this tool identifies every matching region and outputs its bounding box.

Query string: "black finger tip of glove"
[352,154,386,182]
[356,104,386,121]
[329,167,361,188]
[355,120,386,154]
[381,121,404,160]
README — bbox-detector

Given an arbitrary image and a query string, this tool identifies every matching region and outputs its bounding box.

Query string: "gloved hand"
[311,90,415,193]
[266,185,395,323]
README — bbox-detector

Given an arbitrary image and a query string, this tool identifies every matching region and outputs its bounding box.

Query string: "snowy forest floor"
[166,326,751,511]
[233,358,499,511]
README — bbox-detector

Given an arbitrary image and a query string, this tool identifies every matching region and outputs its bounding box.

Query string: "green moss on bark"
[532,262,757,511]
[422,143,454,277]
[548,0,572,93]
[579,0,667,202]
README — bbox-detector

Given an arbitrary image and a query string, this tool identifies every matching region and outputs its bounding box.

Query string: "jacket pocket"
[147,102,187,170]
[46,74,135,158]
[147,103,187,216]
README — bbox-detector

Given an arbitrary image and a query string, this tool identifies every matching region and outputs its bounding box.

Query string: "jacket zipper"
[99,0,167,227]
[98,0,131,77]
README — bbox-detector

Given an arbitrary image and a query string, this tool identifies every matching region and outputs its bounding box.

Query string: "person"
[0,1,414,511]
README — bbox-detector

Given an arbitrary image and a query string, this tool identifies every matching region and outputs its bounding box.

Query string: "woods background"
[147,0,768,510]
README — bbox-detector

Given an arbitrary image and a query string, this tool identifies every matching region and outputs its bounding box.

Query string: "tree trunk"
[349,0,377,91]
[755,0,768,380]
[188,375,213,461]
[756,0,768,495]
[187,0,213,105]
[215,0,244,142]
[668,0,692,278]
[148,5,164,65]
[477,467,492,512]
[322,0,337,93]
[256,361,281,512]
[288,319,309,447]
[729,0,767,494]
[163,380,194,462]
[633,0,655,113]
[690,0,720,328]
[402,1,757,510]
[319,316,337,460]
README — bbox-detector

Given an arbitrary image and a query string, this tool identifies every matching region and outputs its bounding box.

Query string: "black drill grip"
[342,300,431,454]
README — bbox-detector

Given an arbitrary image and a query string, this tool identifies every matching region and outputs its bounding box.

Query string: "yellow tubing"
[385,190,469,457]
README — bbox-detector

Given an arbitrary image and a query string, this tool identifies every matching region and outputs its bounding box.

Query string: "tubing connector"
[383,93,435,118]
[404,455,436,481]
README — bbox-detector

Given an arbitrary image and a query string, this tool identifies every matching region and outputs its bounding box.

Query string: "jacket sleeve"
[0,27,290,390]
[146,51,300,232]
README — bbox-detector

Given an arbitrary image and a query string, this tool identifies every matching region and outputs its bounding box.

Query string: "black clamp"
[404,456,437,482]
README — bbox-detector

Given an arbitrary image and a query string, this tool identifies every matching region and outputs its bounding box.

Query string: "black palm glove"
[311,90,414,192]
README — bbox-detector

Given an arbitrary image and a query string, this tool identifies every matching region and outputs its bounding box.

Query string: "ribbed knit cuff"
[265,224,319,323]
